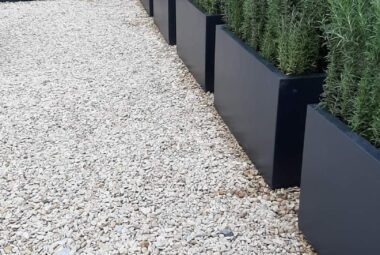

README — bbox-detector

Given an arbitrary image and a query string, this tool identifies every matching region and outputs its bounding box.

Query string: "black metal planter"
[299,105,380,255]
[140,0,153,16]
[153,0,176,45]
[214,25,325,189]
[176,0,223,92]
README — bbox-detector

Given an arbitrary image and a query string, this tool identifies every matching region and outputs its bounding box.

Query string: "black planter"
[153,0,176,45]
[214,25,325,189]
[299,105,380,255]
[176,0,223,92]
[140,0,153,16]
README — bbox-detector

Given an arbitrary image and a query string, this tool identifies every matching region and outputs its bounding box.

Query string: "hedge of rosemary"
[321,0,380,147]
[223,0,326,75]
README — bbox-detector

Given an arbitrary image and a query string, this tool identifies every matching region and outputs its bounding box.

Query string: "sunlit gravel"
[0,0,314,254]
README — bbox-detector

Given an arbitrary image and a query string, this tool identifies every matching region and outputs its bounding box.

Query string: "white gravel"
[0,0,315,254]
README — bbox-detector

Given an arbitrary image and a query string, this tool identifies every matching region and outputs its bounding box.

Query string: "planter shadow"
[214,25,325,189]
[140,0,153,16]
[176,0,224,92]
[299,105,380,255]
[153,0,176,45]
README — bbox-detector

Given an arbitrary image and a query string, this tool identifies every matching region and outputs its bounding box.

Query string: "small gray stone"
[55,247,71,255]
[220,227,234,237]
[186,233,195,243]
[114,225,126,234]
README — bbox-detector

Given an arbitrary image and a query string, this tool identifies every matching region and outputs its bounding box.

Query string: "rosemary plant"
[193,0,224,14]
[321,0,380,147]
[223,0,326,75]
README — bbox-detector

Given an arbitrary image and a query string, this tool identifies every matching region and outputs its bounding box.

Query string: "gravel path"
[0,0,314,254]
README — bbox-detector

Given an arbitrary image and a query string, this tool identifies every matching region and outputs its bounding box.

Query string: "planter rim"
[309,104,380,161]
[219,25,325,80]
[187,0,224,19]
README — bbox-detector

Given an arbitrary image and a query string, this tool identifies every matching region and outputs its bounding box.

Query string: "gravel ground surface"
[0,0,315,254]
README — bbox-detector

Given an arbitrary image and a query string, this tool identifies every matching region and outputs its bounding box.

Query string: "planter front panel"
[153,0,176,45]
[176,0,223,92]
[299,106,380,255]
[214,26,324,188]
[214,26,280,187]
[141,0,153,16]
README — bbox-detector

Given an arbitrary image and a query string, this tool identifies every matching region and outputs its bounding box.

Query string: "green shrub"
[277,8,320,74]
[224,0,246,36]
[242,0,267,50]
[224,0,326,75]
[321,0,380,147]
[260,0,284,63]
[242,0,254,43]
[193,0,224,14]
[251,0,267,50]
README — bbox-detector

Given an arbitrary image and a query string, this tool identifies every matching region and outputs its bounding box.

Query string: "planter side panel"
[176,0,207,87]
[176,0,223,91]
[214,26,280,186]
[154,0,176,45]
[205,16,223,92]
[273,77,324,187]
[299,106,380,255]
[141,0,153,16]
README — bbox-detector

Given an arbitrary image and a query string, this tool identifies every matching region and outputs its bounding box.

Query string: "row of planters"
[141,0,380,254]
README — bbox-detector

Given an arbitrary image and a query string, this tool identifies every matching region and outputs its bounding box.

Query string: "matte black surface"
[176,0,223,92]
[141,0,153,16]
[299,106,380,255]
[214,25,325,188]
[153,0,176,45]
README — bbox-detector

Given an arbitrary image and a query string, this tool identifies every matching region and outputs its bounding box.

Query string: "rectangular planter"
[214,25,325,189]
[176,0,224,92]
[153,0,176,45]
[299,105,380,255]
[141,0,153,17]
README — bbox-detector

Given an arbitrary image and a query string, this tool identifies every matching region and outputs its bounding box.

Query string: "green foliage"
[223,0,326,75]
[250,0,267,50]
[193,0,224,14]
[224,0,246,36]
[242,0,254,43]
[277,8,320,74]
[241,0,267,50]
[260,0,284,63]
[321,0,380,147]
